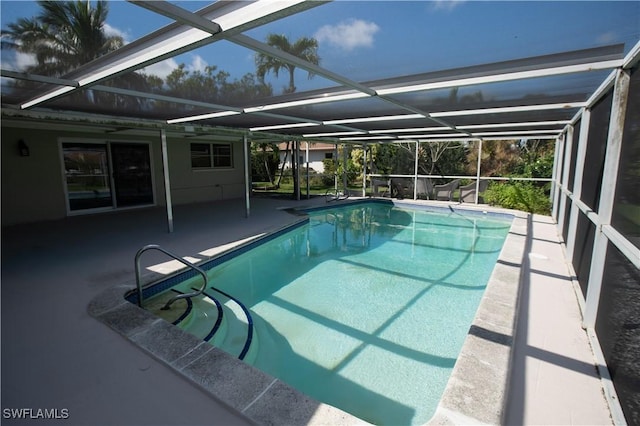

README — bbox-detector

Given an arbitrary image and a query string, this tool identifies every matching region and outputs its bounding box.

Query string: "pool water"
[149,202,512,425]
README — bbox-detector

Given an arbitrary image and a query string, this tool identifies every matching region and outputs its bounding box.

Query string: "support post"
[160,129,173,233]
[294,140,301,201]
[475,139,483,204]
[306,141,310,199]
[362,143,367,197]
[551,134,565,220]
[413,141,419,200]
[334,143,339,194]
[557,125,574,236]
[583,69,631,328]
[243,134,251,218]
[566,108,591,261]
[343,144,348,195]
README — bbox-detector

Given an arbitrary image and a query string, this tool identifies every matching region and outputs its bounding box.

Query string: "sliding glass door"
[63,143,113,211]
[62,142,153,212]
[111,143,153,207]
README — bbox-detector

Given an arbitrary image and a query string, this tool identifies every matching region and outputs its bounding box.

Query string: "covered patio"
[1,1,639,424]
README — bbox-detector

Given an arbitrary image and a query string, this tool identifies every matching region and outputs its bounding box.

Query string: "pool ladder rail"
[135,244,208,310]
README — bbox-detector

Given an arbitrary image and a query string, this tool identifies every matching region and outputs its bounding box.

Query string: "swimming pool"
[135,201,513,425]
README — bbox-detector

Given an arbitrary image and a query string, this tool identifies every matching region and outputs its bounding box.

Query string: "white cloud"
[15,52,37,70]
[142,55,209,80]
[315,19,380,52]
[143,58,179,80]
[103,23,130,42]
[431,0,466,12]
[188,55,208,73]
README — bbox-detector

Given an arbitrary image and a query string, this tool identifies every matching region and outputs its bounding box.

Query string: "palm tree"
[255,34,319,198]
[2,0,152,109]
[3,1,123,77]
[255,34,320,94]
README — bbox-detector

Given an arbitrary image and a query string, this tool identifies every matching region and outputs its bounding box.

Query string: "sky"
[1,0,639,95]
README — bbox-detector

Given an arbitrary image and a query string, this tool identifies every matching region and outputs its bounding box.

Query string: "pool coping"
[88,199,528,425]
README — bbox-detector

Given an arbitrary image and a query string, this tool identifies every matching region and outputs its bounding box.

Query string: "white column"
[243,134,251,218]
[413,141,419,200]
[551,135,563,220]
[343,144,348,194]
[583,69,631,328]
[160,129,173,233]
[306,141,310,199]
[566,109,591,261]
[475,139,483,204]
[334,143,339,193]
[295,140,300,201]
[557,125,574,236]
[362,143,367,197]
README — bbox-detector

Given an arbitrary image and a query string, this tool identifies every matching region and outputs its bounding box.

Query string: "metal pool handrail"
[135,244,208,310]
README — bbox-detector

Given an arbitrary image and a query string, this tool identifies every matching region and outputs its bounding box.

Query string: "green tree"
[160,64,271,112]
[3,1,122,76]
[2,0,149,107]
[255,34,320,94]
[251,142,279,186]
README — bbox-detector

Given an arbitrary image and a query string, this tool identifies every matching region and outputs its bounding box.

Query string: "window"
[191,143,233,169]
[324,152,333,159]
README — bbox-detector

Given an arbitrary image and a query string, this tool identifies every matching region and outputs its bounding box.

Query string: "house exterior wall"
[1,123,246,226]
[279,149,332,173]
[167,136,246,204]
[2,126,76,226]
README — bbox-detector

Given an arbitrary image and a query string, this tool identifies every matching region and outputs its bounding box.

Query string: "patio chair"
[390,178,412,199]
[415,178,434,199]
[434,179,460,201]
[371,178,391,197]
[459,180,489,203]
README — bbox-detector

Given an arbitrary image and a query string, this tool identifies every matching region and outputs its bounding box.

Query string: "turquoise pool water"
[150,202,512,425]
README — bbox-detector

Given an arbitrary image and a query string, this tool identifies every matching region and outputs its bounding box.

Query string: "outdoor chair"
[434,179,460,201]
[371,178,391,197]
[390,178,413,199]
[415,178,434,199]
[459,180,489,203]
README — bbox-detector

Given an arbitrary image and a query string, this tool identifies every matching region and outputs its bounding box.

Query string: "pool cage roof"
[1,0,639,143]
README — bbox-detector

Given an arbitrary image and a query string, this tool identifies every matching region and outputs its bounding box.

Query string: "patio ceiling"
[1,0,639,143]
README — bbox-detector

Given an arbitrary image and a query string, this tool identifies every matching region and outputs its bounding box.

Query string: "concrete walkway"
[505,215,613,426]
[1,198,614,425]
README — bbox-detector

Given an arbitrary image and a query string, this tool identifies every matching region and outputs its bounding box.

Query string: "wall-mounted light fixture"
[18,139,30,157]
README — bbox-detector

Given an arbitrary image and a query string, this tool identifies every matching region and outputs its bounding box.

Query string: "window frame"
[190,142,233,170]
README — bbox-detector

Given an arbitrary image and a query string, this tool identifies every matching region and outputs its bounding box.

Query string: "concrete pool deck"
[1,197,615,425]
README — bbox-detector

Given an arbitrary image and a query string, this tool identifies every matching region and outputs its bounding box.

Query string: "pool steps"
[146,288,258,364]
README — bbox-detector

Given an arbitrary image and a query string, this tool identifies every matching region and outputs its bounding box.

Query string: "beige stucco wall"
[1,123,247,227]
[2,126,70,225]
[167,136,246,204]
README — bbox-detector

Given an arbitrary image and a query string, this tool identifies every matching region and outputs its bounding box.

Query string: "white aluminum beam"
[623,39,640,69]
[377,60,623,96]
[20,0,313,109]
[431,102,587,117]
[566,109,591,261]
